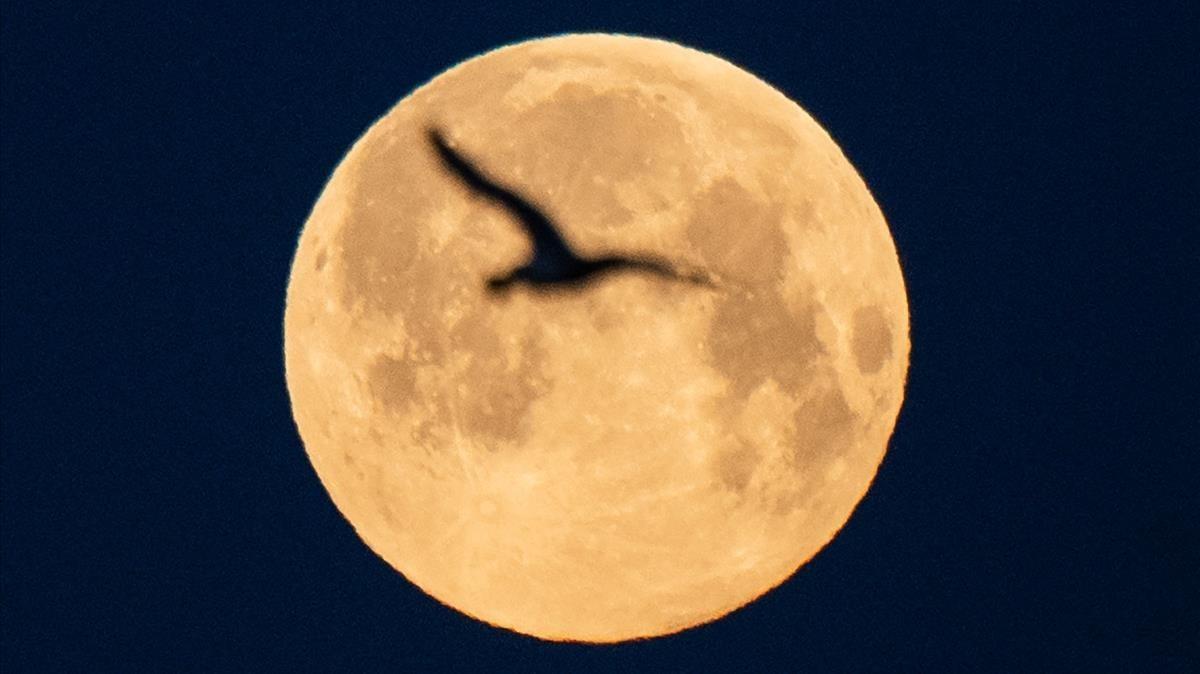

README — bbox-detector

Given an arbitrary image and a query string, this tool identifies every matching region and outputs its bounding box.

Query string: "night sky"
[2,1,1196,670]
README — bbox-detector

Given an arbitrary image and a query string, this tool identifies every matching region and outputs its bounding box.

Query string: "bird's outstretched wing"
[427,128,575,263]
[598,255,722,289]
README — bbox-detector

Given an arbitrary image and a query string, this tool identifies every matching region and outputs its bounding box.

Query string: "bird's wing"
[428,128,575,262]
[608,256,720,288]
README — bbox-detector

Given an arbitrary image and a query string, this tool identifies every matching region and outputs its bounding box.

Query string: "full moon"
[285,34,909,642]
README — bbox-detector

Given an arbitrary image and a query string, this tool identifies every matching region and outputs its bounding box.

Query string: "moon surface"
[284,34,909,642]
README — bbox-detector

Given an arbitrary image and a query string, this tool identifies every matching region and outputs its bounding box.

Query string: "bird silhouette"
[427,127,716,293]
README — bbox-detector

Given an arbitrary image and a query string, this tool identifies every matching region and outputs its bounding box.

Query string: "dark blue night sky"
[2,2,1196,670]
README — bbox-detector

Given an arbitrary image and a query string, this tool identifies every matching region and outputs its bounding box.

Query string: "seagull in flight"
[428,127,716,293]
